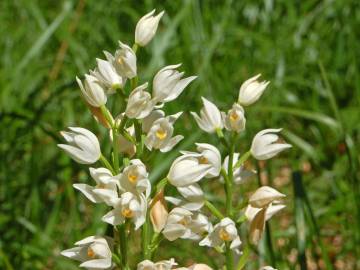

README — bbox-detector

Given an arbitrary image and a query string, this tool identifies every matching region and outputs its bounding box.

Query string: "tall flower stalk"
[59,9,291,270]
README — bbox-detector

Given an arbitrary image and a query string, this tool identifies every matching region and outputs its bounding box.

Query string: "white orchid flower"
[191,97,223,133]
[245,203,286,223]
[199,218,241,253]
[145,112,184,152]
[135,9,164,47]
[249,186,286,208]
[220,153,256,184]
[222,103,246,132]
[153,64,197,103]
[260,267,278,270]
[91,58,126,93]
[166,183,205,211]
[175,264,213,270]
[167,143,221,187]
[113,41,137,79]
[117,159,151,198]
[125,82,155,119]
[76,74,107,107]
[102,192,147,230]
[238,74,269,106]
[142,110,165,133]
[58,127,101,164]
[61,236,113,270]
[250,128,292,160]
[162,207,194,241]
[181,143,222,178]
[73,167,118,205]
[137,258,177,270]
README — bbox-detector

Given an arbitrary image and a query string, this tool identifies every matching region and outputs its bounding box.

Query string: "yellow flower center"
[117,57,123,65]
[121,208,134,218]
[96,183,106,189]
[128,172,138,184]
[219,228,231,241]
[87,247,96,258]
[155,128,167,140]
[229,111,239,122]
[198,156,208,164]
[178,218,188,226]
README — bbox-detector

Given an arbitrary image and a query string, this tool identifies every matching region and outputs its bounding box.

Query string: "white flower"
[145,112,184,152]
[222,103,246,132]
[175,264,213,270]
[102,192,147,230]
[113,41,137,79]
[153,64,197,103]
[260,267,277,270]
[167,143,221,187]
[238,74,269,106]
[166,183,205,211]
[181,143,222,178]
[199,218,241,252]
[61,236,112,270]
[58,127,101,164]
[137,258,177,270]
[76,74,107,107]
[245,203,285,223]
[73,167,118,205]
[91,58,126,93]
[142,110,165,133]
[249,186,286,208]
[167,155,212,187]
[125,82,155,119]
[118,159,151,198]
[220,153,256,184]
[191,97,223,133]
[135,9,164,47]
[162,207,201,241]
[250,128,292,160]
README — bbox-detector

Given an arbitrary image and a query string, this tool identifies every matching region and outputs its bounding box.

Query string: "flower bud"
[238,74,269,106]
[249,186,286,208]
[250,128,292,160]
[58,127,101,164]
[222,103,246,132]
[76,74,107,107]
[191,97,223,133]
[125,82,155,119]
[135,10,164,47]
[114,41,137,79]
[153,64,197,103]
[150,190,168,233]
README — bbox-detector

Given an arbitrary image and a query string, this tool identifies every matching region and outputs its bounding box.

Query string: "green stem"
[132,43,139,53]
[225,242,234,270]
[216,128,229,148]
[118,224,128,268]
[205,200,224,219]
[142,210,150,259]
[134,120,143,158]
[100,154,115,174]
[152,177,168,197]
[236,245,250,270]
[100,105,114,127]
[112,128,120,173]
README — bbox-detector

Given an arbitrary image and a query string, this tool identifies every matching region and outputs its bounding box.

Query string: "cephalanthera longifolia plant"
[58,9,292,270]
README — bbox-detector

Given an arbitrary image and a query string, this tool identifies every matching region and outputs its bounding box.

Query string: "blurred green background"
[1,0,359,269]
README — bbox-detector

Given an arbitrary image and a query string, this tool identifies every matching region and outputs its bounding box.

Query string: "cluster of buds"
[59,9,290,270]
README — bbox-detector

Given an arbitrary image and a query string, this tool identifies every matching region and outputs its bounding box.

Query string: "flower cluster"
[59,9,291,270]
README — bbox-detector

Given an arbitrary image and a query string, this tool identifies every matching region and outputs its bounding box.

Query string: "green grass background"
[0,0,359,269]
